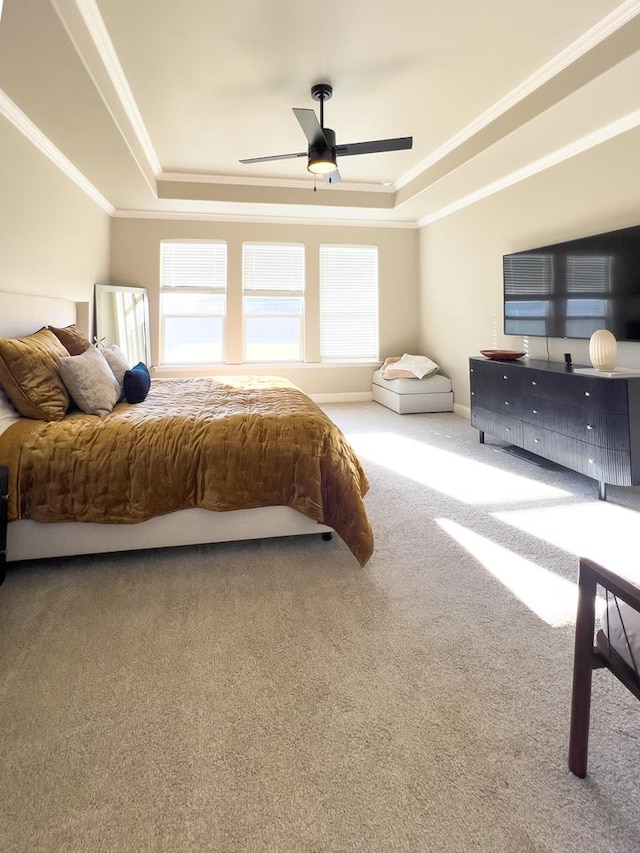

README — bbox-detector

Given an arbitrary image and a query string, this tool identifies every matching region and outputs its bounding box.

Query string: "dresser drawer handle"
[504,401,509,406]
[532,409,538,414]
[471,391,475,396]
[586,424,593,430]
[503,375,508,380]
[505,427,510,433]
[588,457,595,464]
[585,391,592,397]
[534,438,540,443]
[531,380,538,386]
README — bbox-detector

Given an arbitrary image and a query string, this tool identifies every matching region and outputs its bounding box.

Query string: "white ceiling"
[1,0,639,224]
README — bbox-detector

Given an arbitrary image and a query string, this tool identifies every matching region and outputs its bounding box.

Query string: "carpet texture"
[1,403,639,852]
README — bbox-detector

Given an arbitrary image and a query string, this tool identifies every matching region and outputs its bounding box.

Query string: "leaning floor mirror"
[94,283,151,366]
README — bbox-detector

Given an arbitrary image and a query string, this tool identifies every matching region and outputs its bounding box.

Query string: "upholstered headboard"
[0,291,91,339]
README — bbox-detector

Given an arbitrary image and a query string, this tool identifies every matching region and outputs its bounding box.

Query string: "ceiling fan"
[239,83,413,184]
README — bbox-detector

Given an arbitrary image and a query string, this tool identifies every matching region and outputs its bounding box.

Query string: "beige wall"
[110,218,419,395]
[419,125,640,412]
[0,117,110,304]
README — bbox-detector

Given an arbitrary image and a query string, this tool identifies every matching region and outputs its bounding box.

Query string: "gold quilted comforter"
[0,376,373,565]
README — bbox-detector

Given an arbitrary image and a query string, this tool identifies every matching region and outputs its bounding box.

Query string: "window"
[242,243,305,362]
[319,245,378,361]
[160,241,227,364]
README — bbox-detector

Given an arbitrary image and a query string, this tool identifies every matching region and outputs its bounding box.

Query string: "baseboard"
[312,391,373,403]
[315,393,465,409]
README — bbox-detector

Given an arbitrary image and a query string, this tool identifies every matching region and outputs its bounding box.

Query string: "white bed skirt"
[8,507,333,562]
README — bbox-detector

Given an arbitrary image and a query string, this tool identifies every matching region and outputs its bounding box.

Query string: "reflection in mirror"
[94,284,150,366]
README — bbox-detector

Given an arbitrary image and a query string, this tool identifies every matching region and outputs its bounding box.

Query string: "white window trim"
[160,239,227,365]
[319,244,379,363]
[242,242,305,364]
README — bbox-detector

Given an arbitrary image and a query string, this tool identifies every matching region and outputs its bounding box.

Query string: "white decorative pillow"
[58,346,120,416]
[101,343,130,392]
[388,353,439,379]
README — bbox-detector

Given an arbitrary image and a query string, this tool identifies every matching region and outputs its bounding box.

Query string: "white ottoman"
[372,369,454,414]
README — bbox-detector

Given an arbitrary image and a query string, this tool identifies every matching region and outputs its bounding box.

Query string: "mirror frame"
[94,283,151,366]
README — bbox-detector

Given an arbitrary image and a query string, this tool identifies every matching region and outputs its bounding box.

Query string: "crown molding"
[113,208,418,228]
[58,0,161,178]
[158,170,394,194]
[0,88,114,214]
[398,0,640,190]
[416,107,640,227]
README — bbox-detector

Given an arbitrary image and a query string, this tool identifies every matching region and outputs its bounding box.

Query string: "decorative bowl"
[480,349,526,361]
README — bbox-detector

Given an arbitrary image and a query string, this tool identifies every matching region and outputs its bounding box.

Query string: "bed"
[0,291,373,569]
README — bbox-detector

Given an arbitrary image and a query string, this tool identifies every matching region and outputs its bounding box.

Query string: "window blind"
[319,245,378,361]
[242,243,304,292]
[161,241,227,290]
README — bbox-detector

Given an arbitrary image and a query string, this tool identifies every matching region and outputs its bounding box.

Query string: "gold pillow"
[48,323,92,355]
[0,328,71,421]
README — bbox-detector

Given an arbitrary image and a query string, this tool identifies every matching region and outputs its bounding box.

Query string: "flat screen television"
[503,224,640,340]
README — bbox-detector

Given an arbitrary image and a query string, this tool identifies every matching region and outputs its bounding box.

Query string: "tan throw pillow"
[58,347,120,417]
[0,328,70,421]
[48,323,92,355]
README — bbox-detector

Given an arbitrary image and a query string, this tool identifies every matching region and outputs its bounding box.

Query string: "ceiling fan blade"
[292,108,328,148]
[239,151,307,164]
[324,167,342,185]
[337,136,413,157]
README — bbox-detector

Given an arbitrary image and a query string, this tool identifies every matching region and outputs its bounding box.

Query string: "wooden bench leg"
[568,562,598,778]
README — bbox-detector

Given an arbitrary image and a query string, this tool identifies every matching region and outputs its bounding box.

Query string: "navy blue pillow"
[123,362,151,404]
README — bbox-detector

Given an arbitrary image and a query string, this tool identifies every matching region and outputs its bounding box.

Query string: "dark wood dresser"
[469,357,640,499]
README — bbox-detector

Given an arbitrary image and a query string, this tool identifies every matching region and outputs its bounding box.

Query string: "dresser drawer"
[470,360,522,414]
[519,395,630,449]
[470,386,521,417]
[470,360,522,393]
[521,424,633,485]
[524,369,628,413]
[471,407,523,444]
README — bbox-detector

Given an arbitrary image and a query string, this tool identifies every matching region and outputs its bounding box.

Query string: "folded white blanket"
[383,353,439,380]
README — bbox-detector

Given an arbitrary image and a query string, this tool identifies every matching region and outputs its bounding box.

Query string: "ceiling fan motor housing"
[311,83,333,102]
[308,127,337,173]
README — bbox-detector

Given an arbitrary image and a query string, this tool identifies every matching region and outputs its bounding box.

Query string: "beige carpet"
[1,402,640,852]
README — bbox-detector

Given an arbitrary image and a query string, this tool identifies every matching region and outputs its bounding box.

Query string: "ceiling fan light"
[307,154,337,175]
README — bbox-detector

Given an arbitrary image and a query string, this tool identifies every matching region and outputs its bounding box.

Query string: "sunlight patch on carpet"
[436,518,578,626]
[347,432,570,505]
[493,502,640,583]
